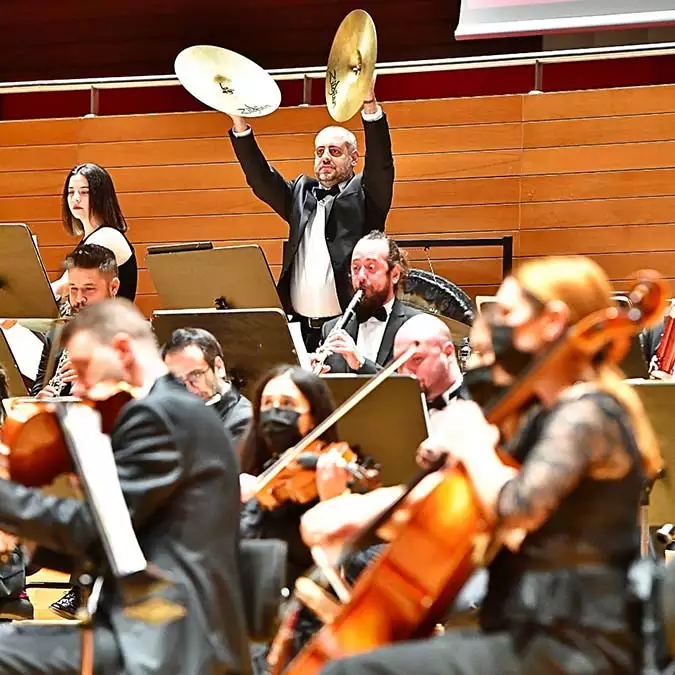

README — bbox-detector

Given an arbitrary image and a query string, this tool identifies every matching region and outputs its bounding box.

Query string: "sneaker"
[50,587,82,620]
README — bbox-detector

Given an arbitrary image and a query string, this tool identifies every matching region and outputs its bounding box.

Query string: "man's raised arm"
[228,113,294,225]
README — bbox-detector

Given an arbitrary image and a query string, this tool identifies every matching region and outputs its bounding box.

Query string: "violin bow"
[253,343,419,495]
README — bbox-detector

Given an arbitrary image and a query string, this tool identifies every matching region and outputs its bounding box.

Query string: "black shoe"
[0,593,34,621]
[50,587,81,620]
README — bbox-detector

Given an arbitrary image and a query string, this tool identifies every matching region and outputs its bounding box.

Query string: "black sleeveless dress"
[82,226,137,301]
[322,389,667,675]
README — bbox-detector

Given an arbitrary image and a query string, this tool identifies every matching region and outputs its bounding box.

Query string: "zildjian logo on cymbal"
[328,69,340,106]
[237,103,272,115]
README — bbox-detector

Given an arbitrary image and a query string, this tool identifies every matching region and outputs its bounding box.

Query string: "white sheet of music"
[1,323,44,381]
[60,405,147,578]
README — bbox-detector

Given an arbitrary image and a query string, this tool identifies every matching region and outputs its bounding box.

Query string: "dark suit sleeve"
[229,129,295,225]
[361,113,395,232]
[0,401,181,558]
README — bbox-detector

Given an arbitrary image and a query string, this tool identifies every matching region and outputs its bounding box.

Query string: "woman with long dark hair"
[51,163,137,302]
[239,364,348,585]
[303,256,666,675]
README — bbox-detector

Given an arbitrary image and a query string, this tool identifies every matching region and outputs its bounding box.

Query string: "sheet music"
[60,405,147,578]
[1,323,44,381]
[289,321,311,370]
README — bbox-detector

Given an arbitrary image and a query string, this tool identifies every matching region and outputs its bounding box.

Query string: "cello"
[278,270,668,674]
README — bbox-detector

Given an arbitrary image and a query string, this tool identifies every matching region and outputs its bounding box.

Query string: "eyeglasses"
[182,367,211,386]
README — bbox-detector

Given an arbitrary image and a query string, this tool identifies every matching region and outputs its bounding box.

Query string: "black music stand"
[321,374,429,487]
[628,380,675,555]
[0,223,60,319]
[146,243,284,312]
[0,331,28,397]
[152,308,301,398]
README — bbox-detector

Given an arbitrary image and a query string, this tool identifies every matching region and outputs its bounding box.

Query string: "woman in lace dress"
[301,256,665,675]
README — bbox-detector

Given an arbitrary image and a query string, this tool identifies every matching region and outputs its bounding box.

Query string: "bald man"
[227,79,395,351]
[394,313,468,414]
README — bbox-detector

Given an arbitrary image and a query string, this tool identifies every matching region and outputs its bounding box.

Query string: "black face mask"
[258,408,303,455]
[463,365,508,408]
[489,323,536,378]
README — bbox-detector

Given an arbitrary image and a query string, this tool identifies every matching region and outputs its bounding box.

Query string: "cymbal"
[325,10,377,122]
[174,45,281,117]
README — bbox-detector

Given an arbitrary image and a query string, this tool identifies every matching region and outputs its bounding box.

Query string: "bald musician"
[394,313,467,416]
[227,80,394,351]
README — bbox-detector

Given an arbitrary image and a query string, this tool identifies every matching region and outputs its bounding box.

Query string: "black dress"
[82,226,138,301]
[322,388,661,675]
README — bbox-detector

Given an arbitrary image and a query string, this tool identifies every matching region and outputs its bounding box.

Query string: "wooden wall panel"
[2,83,675,315]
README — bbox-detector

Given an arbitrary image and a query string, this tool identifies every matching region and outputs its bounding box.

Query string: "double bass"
[278,270,668,674]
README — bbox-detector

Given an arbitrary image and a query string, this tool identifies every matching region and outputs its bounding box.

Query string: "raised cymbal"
[174,46,281,117]
[326,10,377,122]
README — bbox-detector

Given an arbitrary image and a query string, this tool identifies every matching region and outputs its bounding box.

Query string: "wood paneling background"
[1,83,674,317]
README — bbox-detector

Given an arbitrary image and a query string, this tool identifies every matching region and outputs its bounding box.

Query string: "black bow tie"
[427,395,447,411]
[357,306,387,324]
[314,184,340,201]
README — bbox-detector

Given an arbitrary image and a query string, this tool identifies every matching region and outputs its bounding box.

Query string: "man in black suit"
[161,327,253,444]
[314,232,419,374]
[31,243,120,399]
[0,299,252,675]
[228,81,395,351]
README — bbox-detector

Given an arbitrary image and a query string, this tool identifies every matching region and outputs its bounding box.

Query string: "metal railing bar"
[2,41,675,94]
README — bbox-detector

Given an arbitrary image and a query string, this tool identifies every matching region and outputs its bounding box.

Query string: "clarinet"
[47,348,71,395]
[311,290,364,374]
[45,300,73,395]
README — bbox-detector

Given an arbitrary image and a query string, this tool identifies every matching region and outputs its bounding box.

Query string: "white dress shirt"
[289,186,344,318]
[356,297,395,363]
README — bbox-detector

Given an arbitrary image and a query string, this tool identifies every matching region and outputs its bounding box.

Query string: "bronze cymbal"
[325,10,377,122]
[174,45,281,117]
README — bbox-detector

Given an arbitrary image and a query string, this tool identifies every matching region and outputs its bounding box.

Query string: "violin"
[278,270,668,675]
[255,440,380,510]
[1,383,137,488]
[252,347,419,511]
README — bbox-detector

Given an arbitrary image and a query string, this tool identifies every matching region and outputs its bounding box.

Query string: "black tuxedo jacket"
[212,385,253,445]
[0,374,252,675]
[229,114,395,314]
[320,298,420,374]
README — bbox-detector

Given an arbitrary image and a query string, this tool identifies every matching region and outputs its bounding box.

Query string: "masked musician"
[239,365,352,588]
[301,256,665,675]
[161,327,253,445]
[238,365,381,674]
[51,163,137,303]
[0,299,251,675]
[228,81,394,352]
[312,232,419,374]
[32,244,120,401]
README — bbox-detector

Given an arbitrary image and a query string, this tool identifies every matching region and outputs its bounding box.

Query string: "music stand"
[628,380,675,554]
[146,243,284,312]
[321,374,429,486]
[152,308,300,398]
[0,331,28,397]
[0,223,60,319]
